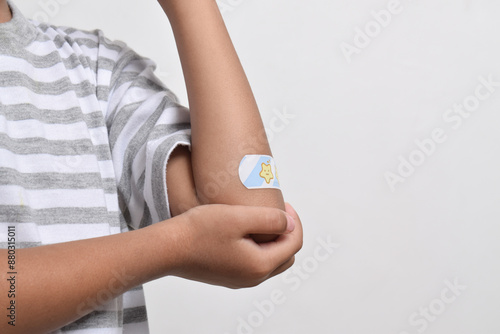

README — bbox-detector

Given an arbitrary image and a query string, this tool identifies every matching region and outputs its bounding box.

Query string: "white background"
[15,0,500,333]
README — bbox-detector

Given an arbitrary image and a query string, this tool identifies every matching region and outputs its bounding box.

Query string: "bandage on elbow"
[239,155,281,190]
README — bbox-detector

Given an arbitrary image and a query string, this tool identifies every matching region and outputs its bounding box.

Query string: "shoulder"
[29,20,132,62]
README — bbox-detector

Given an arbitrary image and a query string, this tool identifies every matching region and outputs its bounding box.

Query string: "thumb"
[239,206,295,236]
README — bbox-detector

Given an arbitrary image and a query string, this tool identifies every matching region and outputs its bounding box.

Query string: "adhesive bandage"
[238,155,281,190]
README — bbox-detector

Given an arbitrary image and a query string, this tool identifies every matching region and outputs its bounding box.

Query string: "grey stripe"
[59,306,147,331]
[60,310,122,331]
[0,168,116,193]
[98,35,126,53]
[102,178,117,194]
[32,32,50,43]
[107,102,142,151]
[152,135,191,222]
[0,42,117,74]
[127,171,148,230]
[113,72,164,95]
[96,57,116,72]
[109,50,142,89]
[129,284,144,292]
[34,23,52,33]
[119,212,131,232]
[0,71,96,98]
[96,85,110,102]
[52,34,99,50]
[138,204,152,229]
[0,44,97,72]
[123,306,148,325]
[85,111,107,129]
[118,195,131,230]
[0,206,119,226]
[148,123,190,142]
[0,241,41,249]
[117,170,147,231]
[47,27,124,53]
[61,27,79,35]
[0,103,105,128]
[0,134,111,161]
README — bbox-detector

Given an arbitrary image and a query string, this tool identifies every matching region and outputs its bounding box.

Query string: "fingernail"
[286,213,295,233]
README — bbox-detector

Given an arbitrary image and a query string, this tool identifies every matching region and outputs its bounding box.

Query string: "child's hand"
[166,203,303,289]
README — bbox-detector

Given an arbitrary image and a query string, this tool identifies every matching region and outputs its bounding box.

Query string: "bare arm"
[0,204,302,333]
[0,219,175,333]
[163,0,285,223]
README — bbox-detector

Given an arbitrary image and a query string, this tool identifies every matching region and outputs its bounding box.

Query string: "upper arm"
[166,145,200,217]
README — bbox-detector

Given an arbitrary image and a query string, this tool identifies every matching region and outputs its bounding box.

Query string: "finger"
[257,215,303,271]
[234,206,294,236]
[267,256,295,279]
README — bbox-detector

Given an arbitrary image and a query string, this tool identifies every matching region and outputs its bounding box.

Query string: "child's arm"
[160,0,286,224]
[0,204,301,333]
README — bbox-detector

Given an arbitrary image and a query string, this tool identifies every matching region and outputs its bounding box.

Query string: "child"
[0,0,303,333]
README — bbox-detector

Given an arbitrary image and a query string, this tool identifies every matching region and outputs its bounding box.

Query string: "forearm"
[0,220,180,333]
[160,0,284,209]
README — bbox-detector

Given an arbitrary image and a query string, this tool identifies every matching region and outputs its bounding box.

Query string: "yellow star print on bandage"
[259,161,274,184]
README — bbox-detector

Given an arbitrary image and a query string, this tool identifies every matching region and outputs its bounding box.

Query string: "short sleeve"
[96,31,191,230]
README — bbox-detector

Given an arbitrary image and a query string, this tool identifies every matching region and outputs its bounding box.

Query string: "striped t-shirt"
[0,2,191,333]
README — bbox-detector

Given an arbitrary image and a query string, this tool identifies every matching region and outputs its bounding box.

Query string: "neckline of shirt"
[0,1,38,47]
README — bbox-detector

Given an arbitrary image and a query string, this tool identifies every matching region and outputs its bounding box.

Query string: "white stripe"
[0,116,91,141]
[95,297,121,312]
[97,68,112,85]
[122,60,150,74]
[97,44,122,62]
[98,160,116,179]
[38,223,114,244]
[156,105,191,125]
[0,56,94,86]
[24,38,65,57]
[0,149,100,174]
[0,223,40,242]
[122,289,147,309]
[0,186,107,209]
[88,126,110,146]
[0,86,100,112]
[105,193,120,212]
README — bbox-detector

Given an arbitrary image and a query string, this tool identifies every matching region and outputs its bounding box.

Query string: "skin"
[0,0,303,332]
[0,0,10,23]
[164,0,284,242]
